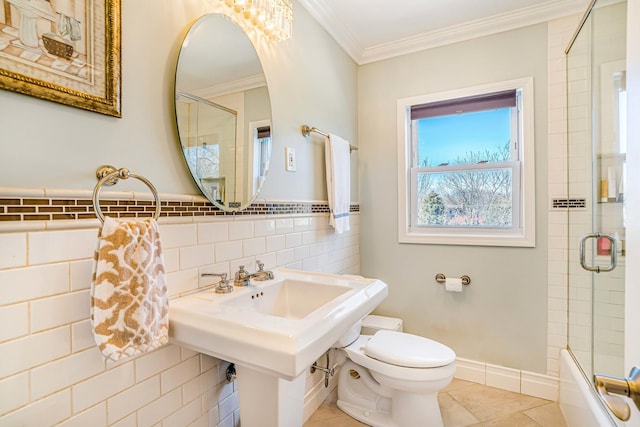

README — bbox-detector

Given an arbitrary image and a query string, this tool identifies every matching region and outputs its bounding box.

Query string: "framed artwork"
[0,0,121,117]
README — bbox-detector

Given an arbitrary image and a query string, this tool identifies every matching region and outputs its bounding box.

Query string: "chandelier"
[222,0,293,42]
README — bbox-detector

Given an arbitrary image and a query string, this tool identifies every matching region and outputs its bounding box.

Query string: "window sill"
[399,229,535,247]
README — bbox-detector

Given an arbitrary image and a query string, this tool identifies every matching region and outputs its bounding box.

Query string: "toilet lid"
[365,330,456,368]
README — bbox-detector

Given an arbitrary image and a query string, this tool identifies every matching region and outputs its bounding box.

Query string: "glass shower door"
[566,0,627,411]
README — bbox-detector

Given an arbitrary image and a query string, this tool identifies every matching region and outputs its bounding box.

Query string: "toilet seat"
[365,330,455,368]
[342,335,456,382]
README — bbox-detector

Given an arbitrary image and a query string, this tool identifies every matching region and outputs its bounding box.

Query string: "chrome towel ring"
[92,165,161,224]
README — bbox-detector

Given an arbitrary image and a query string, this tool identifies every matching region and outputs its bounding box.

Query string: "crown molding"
[298,0,589,65]
[297,0,364,62]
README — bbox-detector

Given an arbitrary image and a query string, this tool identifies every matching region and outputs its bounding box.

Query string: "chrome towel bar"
[92,165,161,224]
[301,125,358,153]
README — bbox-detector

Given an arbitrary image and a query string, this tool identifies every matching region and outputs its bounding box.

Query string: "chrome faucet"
[201,272,234,294]
[233,261,274,286]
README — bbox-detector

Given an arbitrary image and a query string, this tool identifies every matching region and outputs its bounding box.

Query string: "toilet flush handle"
[594,366,640,421]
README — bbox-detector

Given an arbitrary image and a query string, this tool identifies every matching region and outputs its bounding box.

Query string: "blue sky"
[417,108,511,166]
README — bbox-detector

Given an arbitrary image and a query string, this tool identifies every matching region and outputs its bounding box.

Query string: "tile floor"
[304,379,568,427]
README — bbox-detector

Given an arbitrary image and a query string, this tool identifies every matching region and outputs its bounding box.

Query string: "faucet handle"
[201,272,233,294]
[256,260,264,272]
[236,265,249,277]
[233,265,251,286]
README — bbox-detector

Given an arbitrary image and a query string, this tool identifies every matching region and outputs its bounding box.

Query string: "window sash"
[411,90,521,169]
[409,161,521,232]
[410,89,516,120]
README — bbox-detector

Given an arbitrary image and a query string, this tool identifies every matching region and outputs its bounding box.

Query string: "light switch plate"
[286,147,296,172]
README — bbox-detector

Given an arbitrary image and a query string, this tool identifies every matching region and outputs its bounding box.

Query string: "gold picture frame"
[0,0,121,117]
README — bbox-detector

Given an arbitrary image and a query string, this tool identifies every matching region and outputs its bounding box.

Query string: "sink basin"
[220,278,352,319]
[168,268,388,427]
[169,268,388,379]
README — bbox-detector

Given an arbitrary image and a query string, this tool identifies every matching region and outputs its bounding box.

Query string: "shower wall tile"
[547,15,575,377]
[0,191,359,425]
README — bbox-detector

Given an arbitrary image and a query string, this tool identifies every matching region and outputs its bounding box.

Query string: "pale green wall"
[0,0,357,202]
[357,24,549,373]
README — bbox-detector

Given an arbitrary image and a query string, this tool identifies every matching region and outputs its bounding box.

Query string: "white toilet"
[334,315,456,427]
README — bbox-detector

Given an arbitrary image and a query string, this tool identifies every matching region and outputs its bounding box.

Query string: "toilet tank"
[361,314,403,335]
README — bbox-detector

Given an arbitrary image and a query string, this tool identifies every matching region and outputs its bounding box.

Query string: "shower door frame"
[624,0,640,421]
[565,0,629,423]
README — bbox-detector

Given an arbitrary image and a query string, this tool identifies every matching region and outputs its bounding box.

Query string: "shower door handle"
[594,367,640,421]
[579,233,617,273]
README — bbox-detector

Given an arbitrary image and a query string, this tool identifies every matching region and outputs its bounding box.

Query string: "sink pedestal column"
[236,365,305,427]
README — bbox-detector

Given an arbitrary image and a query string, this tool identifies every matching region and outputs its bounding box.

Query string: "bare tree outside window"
[417,142,512,227]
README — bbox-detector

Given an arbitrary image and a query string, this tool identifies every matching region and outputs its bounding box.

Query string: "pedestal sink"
[169,268,388,426]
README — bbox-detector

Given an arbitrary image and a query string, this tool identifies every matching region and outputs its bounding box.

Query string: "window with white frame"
[397,78,535,247]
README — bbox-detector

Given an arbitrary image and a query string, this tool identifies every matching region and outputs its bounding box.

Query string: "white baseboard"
[455,358,559,401]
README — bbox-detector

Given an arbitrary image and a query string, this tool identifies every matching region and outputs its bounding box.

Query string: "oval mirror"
[175,14,272,211]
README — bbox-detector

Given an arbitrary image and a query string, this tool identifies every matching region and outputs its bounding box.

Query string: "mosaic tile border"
[0,196,360,222]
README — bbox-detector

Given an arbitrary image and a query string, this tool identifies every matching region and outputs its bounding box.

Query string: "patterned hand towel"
[91,216,168,361]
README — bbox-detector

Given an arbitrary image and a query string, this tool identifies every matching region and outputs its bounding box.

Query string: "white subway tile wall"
[546,16,575,377]
[0,201,359,426]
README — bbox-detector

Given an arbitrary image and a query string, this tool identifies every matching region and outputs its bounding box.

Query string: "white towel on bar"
[325,134,351,234]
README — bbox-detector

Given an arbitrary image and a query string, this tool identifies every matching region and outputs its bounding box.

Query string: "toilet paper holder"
[435,273,471,286]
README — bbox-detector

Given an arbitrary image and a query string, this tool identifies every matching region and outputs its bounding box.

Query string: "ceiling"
[297,0,591,64]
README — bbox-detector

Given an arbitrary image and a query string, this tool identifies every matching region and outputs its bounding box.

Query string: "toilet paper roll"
[445,278,463,292]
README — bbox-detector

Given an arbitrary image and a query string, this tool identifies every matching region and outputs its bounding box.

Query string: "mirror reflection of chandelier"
[222,0,293,41]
